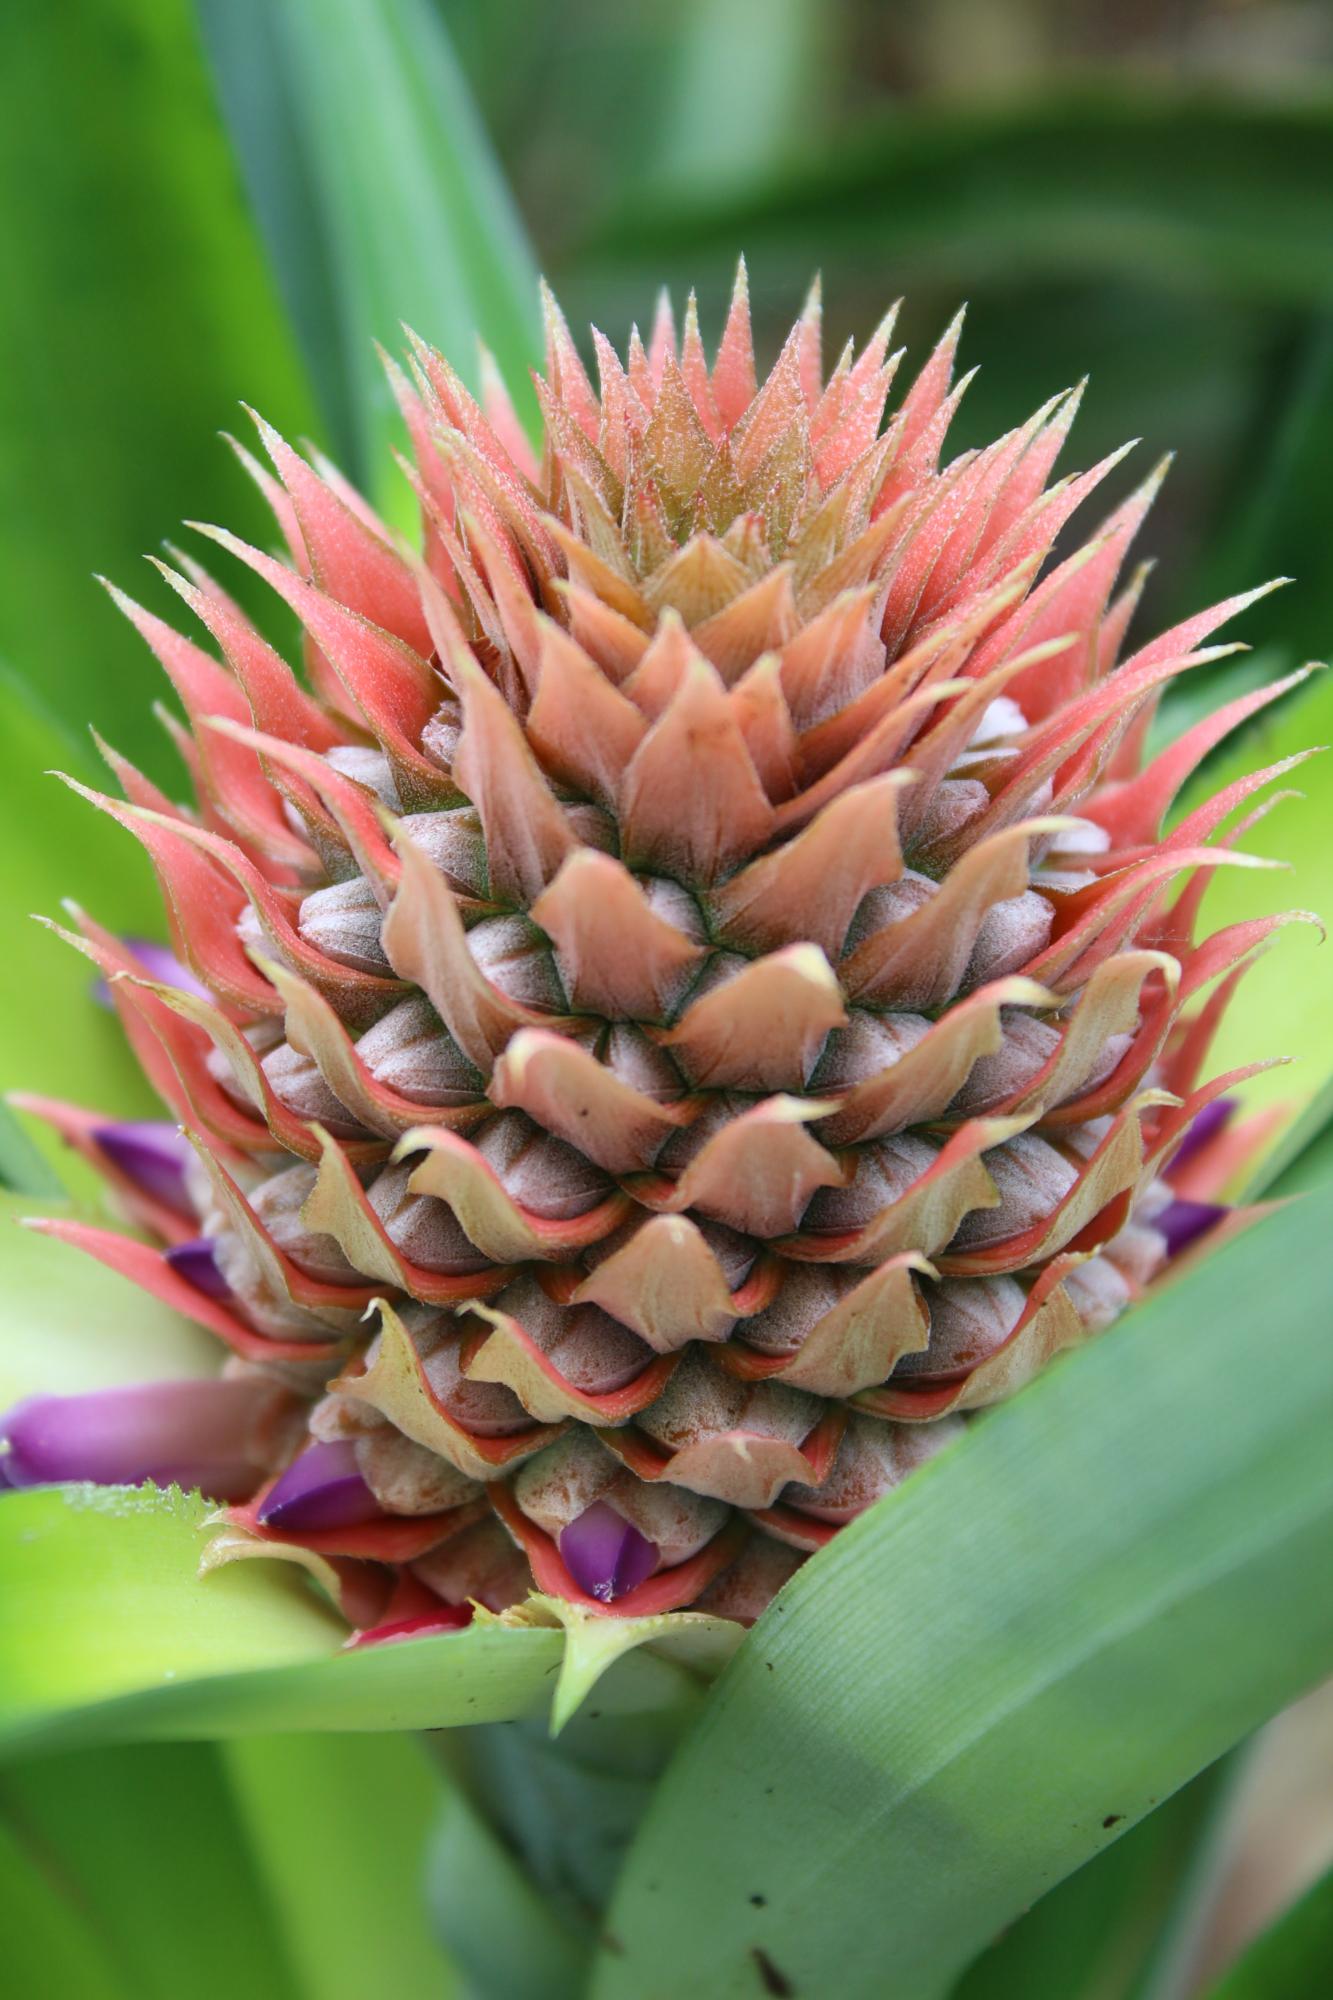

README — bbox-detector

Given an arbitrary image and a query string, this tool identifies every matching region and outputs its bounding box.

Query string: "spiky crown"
[17,264,1298,1628]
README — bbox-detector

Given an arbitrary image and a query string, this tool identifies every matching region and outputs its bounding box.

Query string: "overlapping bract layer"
[14,269,1299,1626]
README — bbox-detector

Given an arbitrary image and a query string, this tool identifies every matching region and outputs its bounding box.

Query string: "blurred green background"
[0,3,1330,1995]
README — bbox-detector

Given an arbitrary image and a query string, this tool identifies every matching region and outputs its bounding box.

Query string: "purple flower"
[1170,1097,1238,1175]
[1155,1198,1229,1260]
[559,1500,659,1602]
[0,1379,277,1499]
[91,1121,194,1215]
[258,1440,385,1533]
[164,1237,231,1301]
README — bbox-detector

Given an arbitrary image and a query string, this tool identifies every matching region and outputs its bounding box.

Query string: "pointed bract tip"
[219,429,265,473]
[935,303,968,353]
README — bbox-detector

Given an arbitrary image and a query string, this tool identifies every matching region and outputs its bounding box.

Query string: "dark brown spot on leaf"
[752,1946,794,1996]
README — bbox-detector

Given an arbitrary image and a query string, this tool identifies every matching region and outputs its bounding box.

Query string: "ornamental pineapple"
[2,267,1298,1628]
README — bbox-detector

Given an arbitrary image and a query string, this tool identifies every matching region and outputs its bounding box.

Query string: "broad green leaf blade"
[1126,1735,1260,2000]
[1203,1864,1333,2000]
[193,0,355,483]
[426,1764,597,2000]
[593,1189,1333,2000]
[953,1762,1234,2000]
[201,0,541,510]
[0,1808,130,2000]
[0,0,315,782]
[223,1733,460,2000]
[0,1194,216,1403]
[0,1486,344,1751]
[0,1483,575,1755]
[437,1698,711,1996]
[0,1743,305,2000]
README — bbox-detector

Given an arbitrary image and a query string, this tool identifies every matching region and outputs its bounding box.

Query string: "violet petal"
[0,1379,273,1499]
[559,1500,659,1603]
[258,1440,384,1533]
[92,938,211,1009]
[164,1236,232,1301]
[1170,1097,1238,1174]
[1156,1198,1229,1260]
[91,1121,193,1215]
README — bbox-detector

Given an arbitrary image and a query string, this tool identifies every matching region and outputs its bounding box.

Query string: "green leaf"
[437,1696,714,1992]
[200,0,542,514]
[0,0,316,781]
[0,1806,130,2000]
[222,1733,460,2000]
[591,1187,1333,2000]
[1203,1864,1333,2000]
[0,1483,699,1756]
[426,1755,604,2000]
[0,1486,343,1754]
[953,1762,1234,2000]
[0,1742,305,2000]
[0,1731,462,2000]
[0,1194,215,1404]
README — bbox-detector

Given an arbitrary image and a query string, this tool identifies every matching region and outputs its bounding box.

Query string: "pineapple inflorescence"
[2,267,1293,1629]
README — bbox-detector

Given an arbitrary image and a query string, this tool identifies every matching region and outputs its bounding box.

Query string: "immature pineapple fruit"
[2,269,1295,1629]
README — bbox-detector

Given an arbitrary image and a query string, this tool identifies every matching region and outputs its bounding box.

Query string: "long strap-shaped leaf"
[0,1482,560,1756]
[0,1732,457,1999]
[0,1742,304,2000]
[952,1761,1233,2000]
[591,1187,1333,2000]
[199,0,540,505]
[0,1,316,785]
[0,1478,712,1757]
